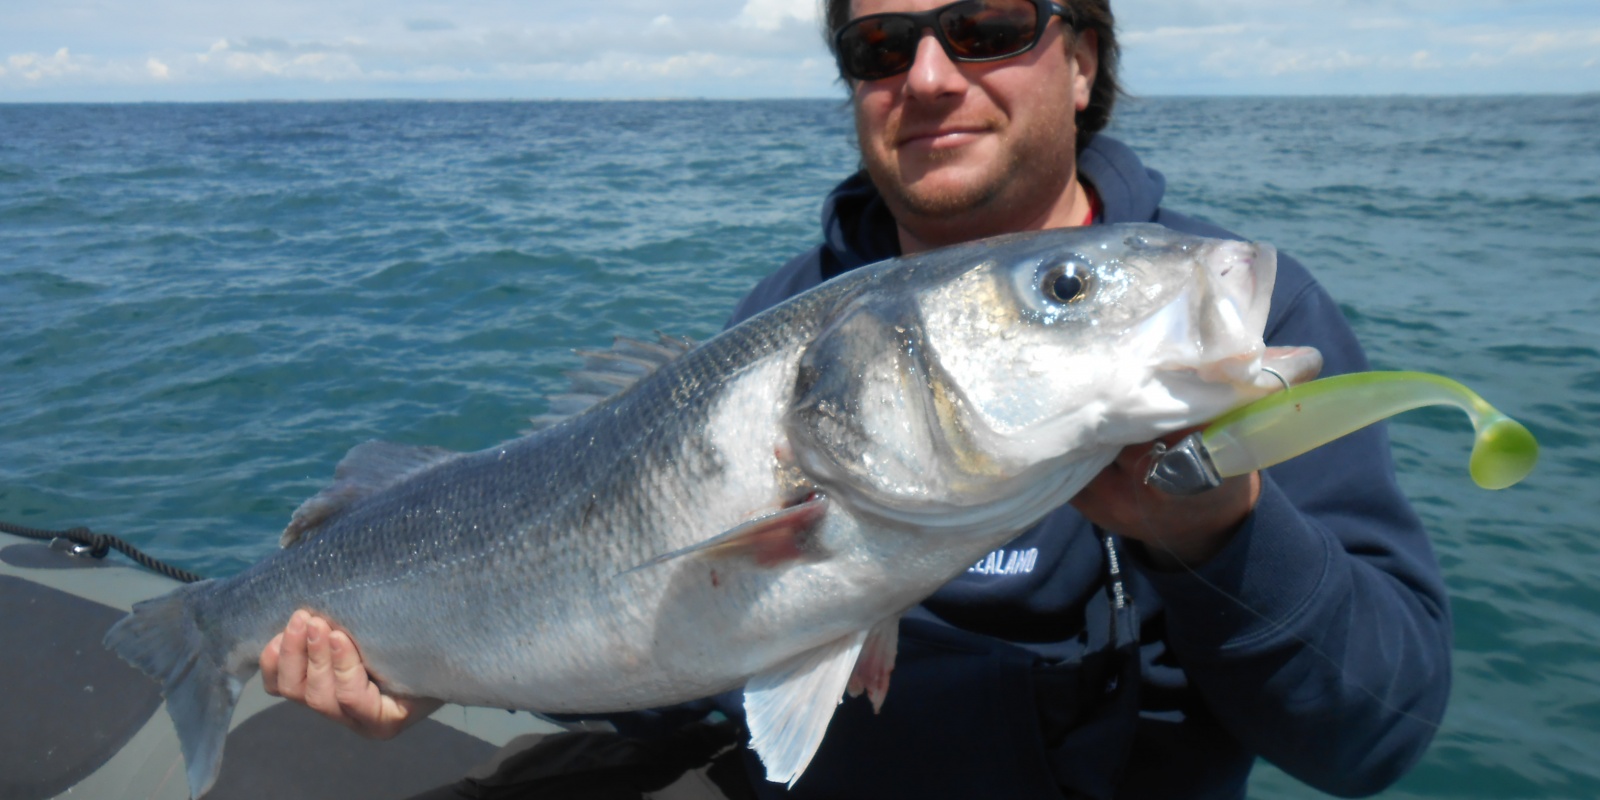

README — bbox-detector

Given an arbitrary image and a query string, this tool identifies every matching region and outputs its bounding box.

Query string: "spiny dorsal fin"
[527,333,696,429]
[280,441,461,547]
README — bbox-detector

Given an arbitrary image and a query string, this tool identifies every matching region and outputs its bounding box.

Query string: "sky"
[2,0,1597,101]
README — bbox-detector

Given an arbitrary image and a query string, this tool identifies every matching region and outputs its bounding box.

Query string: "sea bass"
[106,223,1321,797]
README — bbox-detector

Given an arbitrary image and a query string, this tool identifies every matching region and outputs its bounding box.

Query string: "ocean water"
[2,96,1597,798]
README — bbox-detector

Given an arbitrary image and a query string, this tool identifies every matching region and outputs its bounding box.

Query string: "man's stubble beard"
[862,112,1078,239]
[878,145,1024,221]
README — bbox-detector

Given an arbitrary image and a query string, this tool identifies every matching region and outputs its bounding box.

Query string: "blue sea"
[2,96,1597,798]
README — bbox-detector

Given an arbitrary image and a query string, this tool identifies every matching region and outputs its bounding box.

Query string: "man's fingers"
[329,631,378,718]
[329,630,364,683]
[260,633,284,697]
[275,610,311,701]
[330,629,436,740]
[301,616,344,721]
[259,611,438,740]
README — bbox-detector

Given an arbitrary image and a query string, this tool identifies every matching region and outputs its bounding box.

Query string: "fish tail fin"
[104,580,246,799]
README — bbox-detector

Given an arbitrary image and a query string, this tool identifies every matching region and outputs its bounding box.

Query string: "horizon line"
[2,89,1596,106]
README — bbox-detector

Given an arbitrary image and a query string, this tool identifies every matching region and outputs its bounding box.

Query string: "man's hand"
[260,609,443,739]
[1071,427,1261,570]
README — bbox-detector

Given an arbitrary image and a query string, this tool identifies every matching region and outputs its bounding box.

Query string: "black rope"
[0,520,205,583]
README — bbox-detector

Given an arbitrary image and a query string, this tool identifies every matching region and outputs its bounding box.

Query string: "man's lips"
[896,125,989,148]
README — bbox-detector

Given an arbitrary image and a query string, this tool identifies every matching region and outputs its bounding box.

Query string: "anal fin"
[744,629,867,788]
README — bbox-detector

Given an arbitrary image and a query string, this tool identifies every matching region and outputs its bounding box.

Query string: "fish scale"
[105,224,1321,797]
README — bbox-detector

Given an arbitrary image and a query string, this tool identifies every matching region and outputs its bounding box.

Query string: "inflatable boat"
[0,529,564,800]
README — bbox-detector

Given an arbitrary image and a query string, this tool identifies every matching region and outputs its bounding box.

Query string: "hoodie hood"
[1075,134,1167,224]
[817,171,899,281]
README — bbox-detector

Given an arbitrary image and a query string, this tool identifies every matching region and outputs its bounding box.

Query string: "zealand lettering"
[966,547,1039,576]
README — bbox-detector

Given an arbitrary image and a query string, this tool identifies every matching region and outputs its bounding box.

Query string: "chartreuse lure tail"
[1199,371,1538,490]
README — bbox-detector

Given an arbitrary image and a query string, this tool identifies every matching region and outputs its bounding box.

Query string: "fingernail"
[288,611,306,634]
[306,622,321,645]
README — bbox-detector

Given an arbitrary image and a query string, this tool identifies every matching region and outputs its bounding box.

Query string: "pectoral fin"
[744,629,867,787]
[624,494,829,573]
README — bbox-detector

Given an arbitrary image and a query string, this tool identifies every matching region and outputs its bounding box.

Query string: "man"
[263,1,1453,797]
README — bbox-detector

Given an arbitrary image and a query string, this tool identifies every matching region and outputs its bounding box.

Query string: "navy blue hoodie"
[631,135,1452,800]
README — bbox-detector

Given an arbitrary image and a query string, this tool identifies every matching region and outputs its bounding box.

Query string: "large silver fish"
[106,223,1321,797]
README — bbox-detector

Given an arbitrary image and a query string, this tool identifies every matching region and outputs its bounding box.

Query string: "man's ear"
[1070,28,1099,112]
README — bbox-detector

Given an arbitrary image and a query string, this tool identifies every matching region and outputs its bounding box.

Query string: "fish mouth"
[1184,346,1324,392]
[1203,238,1274,340]
[1261,345,1324,387]
[1147,238,1322,396]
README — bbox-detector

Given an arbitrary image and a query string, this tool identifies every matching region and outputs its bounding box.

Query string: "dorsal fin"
[527,333,696,429]
[280,441,461,547]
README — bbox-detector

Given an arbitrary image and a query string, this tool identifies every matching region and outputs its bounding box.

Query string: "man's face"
[847,0,1097,247]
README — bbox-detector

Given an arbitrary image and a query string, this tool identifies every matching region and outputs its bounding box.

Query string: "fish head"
[925,223,1323,450]
[785,223,1321,534]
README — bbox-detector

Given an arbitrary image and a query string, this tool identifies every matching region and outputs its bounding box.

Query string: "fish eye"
[1041,260,1092,305]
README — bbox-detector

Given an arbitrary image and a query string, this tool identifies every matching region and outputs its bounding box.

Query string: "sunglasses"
[834,0,1076,82]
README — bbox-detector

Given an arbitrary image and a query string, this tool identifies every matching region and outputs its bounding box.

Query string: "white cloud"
[736,0,818,31]
[0,0,1596,98]
[0,45,170,89]
[651,52,725,77]
[7,47,100,82]
[1265,49,1370,77]
[1506,29,1600,56]
[1114,2,1600,94]
[1121,23,1256,44]
[196,39,228,64]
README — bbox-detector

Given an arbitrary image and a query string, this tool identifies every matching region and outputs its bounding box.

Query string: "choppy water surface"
[2,96,1597,798]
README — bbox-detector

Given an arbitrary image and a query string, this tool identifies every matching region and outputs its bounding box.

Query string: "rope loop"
[0,520,205,583]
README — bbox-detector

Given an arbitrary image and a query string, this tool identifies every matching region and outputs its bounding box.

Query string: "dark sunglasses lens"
[940,0,1039,59]
[839,15,922,80]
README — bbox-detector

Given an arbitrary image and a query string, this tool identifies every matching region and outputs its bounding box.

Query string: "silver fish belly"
[105,223,1322,797]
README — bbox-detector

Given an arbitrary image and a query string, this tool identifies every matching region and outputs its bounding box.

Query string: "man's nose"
[906,32,969,98]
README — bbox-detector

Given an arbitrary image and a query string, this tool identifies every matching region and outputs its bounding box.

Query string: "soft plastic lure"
[1147,371,1539,495]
